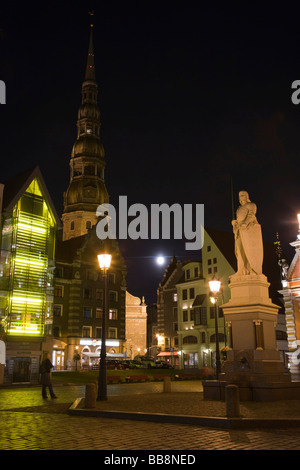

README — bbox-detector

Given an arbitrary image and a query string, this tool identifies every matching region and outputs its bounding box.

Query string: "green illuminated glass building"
[0,166,60,383]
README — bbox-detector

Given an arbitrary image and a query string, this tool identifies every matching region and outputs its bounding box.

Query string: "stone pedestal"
[203,274,300,401]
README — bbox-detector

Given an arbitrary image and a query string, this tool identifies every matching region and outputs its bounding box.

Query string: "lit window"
[109,309,117,320]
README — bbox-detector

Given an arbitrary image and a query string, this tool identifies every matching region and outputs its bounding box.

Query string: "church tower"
[62,19,108,241]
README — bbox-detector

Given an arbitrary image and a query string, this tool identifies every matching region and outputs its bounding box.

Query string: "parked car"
[154,361,174,369]
[128,360,143,369]
[106,360,125,370]
[133,356,156,368]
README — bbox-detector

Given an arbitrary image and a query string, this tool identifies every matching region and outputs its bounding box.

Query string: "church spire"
[85,13,96,82]
[62,15,108,241]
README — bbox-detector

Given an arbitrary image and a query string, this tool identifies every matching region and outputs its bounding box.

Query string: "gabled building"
[52,230,127,369]
[177,229,235,369]
[278,217,300,379]
[0,166,60,383]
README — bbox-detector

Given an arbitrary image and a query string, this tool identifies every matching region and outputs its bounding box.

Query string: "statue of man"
[231,191,263,276]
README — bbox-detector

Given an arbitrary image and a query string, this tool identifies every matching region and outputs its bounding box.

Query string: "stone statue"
[231,191,263,276]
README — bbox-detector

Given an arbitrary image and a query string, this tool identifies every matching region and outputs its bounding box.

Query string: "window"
[210,333,225,343]
[218,308,224,318]
[84,288,92,299]
[109,309,117,320]
[194,307,207,326]
[96,327,102,338]
[54,285,63,297]
[201,332,206,343]
[96,308,103,319]
[214,266,218,273]
[109,291,118,303]
[70,221,75,230]
[173,307,178,318]
[182,289,187,300]
[108,273,116,284]
[53,304,63,317]
[213,257,217,264]
[96,289,103,302]
[183,335,198,344]
[173,293,178,302]
[83,307,92,318]
[194,267,199,277]
[183,310,188,322]
[108,328,117,339]
[208,259,212,265]
[276,330,288,340]
[207,246,211,252]
[186,269,190,280]
[173,322,178,332]
[82,326,92,337]
[86,220,92,230]
[189,288,195,299]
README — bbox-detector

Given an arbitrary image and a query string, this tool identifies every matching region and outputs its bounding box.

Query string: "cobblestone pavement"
[1,383,300,451]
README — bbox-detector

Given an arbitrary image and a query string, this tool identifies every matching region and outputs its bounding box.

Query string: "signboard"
[0,340,6,364]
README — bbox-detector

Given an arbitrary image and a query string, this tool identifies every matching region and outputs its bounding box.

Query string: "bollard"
[85,382,97,409]
[225,384,240,417]
[163,376,171,393]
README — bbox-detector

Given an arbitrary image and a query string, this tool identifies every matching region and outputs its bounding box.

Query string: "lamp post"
[209,276,222,380]
[97,253,112,401]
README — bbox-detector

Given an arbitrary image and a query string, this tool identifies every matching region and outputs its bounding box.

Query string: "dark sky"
[1,3,300,303]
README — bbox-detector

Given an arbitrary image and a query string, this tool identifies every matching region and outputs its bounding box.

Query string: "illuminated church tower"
[62,20,108,241]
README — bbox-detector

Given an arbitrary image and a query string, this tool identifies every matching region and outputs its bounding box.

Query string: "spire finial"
[84,12,96,81]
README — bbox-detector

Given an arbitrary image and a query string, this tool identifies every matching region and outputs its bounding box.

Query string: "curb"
[67,398,300,429]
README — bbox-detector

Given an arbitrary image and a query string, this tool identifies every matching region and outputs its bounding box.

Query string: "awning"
[81,352,125,358]
[192,294,206,307]
[157,351,178,357]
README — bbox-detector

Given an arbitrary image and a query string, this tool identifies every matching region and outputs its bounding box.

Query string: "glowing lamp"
[97,254,112,270]
[209,277,221,295]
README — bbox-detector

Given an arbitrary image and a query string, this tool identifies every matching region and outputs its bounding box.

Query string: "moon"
[156,256,165,265]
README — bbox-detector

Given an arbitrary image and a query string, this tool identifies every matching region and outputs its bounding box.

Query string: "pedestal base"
[203,379,300,401]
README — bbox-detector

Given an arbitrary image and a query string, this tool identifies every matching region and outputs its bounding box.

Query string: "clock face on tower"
[84,185,97,199]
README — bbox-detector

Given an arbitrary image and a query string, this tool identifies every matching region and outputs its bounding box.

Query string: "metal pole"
[214,300,221,380]
[97,267,108,401]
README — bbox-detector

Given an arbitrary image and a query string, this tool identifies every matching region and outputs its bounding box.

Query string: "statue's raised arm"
[232,191,263,277]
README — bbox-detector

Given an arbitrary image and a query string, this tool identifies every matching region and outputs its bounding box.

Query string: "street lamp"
[97,253,112,401]
[209,276,222,380]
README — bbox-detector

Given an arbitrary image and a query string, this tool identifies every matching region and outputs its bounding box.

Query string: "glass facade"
[0,178,56,336]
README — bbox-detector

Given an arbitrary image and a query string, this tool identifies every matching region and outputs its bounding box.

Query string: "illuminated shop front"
[0,168,59,383]
[79,338,123,369]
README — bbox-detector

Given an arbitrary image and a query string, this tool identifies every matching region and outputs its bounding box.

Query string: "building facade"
[125,292,147,359]
[277,218,300,379]
[52,231,127,370]
[0,167,59,383]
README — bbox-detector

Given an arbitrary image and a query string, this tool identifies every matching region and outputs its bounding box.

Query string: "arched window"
[183,335,198,345]
[210,333,225,343]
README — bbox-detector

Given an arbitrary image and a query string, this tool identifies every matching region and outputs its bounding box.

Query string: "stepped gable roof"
[205,227,236,270]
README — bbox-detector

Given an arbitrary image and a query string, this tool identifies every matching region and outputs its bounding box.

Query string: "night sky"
[1,3,300,303]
